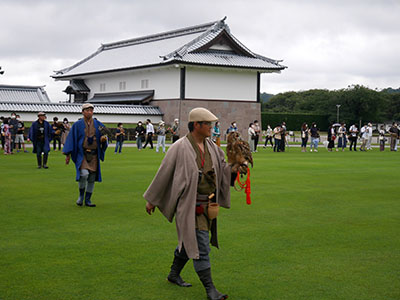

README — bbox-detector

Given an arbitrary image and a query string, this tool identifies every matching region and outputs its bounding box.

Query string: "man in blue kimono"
[28,112,53,169]
[63,103,108,207]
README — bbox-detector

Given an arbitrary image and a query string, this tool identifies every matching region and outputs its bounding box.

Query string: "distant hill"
[260,92,274,103]
[381,87,400,94]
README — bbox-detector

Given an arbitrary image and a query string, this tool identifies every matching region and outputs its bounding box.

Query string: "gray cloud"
[1,0,399,101]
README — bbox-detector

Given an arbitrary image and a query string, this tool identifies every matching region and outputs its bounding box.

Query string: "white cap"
[82,103,94,111]
[188,107,218,122]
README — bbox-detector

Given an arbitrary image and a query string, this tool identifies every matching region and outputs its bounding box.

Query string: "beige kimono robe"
[143,136,231,259]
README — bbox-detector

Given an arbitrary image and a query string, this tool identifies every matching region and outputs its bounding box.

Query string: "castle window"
[141,79,149,89]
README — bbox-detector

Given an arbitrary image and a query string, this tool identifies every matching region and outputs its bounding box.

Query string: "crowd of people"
[3,111,400,158]
[1,113,29,154]
[261,121,400,152]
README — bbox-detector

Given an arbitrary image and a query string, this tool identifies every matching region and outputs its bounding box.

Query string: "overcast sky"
[1,0,399,102]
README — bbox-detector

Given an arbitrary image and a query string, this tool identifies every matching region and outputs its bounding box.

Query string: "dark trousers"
[35,141,49,166]
[172,135,179,143]
[115,140,124,153]
[301,137,308,147]
[143,133,153,149]
[390,137,396,151]
[349,137,357,151]
[380,140,385,151]
[254,135,259,151]
[1,135,4,149]
[53,136,61,150]
[36,141,49,156]
[11,134,16,151]
[264,136,273,147]
[280,135,285,152]
[174,230,211,272]
[274,138,281,152]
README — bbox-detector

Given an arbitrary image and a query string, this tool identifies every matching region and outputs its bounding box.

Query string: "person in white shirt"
[366,123,373,150]
[337,123,347,151]
[379,125,386,151]
[263,125,273,148]
[143,119,154,149]
[253,120,261,152]
[360,124,368,151]
[349,124,359,151]
[248,123,256,152]
[273,125,282,152]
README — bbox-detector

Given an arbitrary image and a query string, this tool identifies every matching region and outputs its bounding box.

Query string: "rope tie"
[235,168,251,205]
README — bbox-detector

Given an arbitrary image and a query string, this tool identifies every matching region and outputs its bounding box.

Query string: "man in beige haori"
[144,107,234,300]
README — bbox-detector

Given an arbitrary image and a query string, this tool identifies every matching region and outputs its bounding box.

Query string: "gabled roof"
[53,17,286,79]
[0,84,51,103]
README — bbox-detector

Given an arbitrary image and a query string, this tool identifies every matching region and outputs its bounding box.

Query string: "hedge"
[261,112,330,131]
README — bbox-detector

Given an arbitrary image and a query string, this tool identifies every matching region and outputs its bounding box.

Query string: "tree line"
[261,85,400,126]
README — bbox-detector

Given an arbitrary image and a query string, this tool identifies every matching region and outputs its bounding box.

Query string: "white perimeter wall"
[0,112,162,124]
[83,66,180,100]
[185,67,257,101]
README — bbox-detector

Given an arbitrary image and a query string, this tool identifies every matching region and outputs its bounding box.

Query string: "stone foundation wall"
[151,99,261,140]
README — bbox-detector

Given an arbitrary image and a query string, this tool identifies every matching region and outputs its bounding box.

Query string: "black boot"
[85,192,96,207]
[167,256,192,287]
[42,153,49,169]
[37,155,42,169]
[76,188,85,206]
[197,268,228,300]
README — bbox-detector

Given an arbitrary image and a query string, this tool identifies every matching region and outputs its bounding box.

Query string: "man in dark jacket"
[28,112,53,169]
[63,103,108,207]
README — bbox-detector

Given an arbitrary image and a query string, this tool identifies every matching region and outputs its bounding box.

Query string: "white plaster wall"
[185,67,257,101]
[83,66,180,100]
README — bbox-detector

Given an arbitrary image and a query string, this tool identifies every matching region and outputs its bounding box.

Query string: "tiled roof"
[54,18,286,78]
[90,90,154,104]
[175,52,283,70]
[0,84,51,103]
[64,80,90,93]
[0,102,162,115]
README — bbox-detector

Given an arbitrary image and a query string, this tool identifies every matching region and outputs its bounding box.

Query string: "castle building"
[53,17,286,136]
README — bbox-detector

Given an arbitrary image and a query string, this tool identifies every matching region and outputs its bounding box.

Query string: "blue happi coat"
[28,120,53,153]
[63,118,108,182]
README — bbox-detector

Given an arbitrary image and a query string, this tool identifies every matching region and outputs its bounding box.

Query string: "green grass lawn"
[1,147,399,300]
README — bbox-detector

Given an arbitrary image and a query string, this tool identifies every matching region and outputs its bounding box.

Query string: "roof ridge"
[102,20,219,50]
[0,84,46,89]
[53,19,222,76]
[161,17,227,61]
[54,48,103,75]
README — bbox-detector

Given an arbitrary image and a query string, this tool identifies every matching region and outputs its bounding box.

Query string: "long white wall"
[185,67,257,101]
[0,112,162,124]
[83,66,181,100]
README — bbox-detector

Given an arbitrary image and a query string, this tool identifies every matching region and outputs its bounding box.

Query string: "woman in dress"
[300,123,309,152]
[327,124,336,152]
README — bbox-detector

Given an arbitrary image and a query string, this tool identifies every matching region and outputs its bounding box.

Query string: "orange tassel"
[235,167,251,205]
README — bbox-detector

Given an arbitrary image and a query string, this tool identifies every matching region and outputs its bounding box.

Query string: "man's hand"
[100,135,107,143]
[64,154,70,165]
[146,202,155,215]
